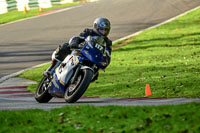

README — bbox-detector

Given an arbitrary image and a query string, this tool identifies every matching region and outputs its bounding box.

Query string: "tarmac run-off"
[0,78,199,111]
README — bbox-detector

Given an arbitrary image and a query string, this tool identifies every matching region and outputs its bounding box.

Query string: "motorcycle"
[35,36,108,103]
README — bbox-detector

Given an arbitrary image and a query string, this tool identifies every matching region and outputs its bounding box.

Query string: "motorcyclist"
[43,17,112,81]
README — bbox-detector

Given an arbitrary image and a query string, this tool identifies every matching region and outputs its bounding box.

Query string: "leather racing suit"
[45,28,112,81]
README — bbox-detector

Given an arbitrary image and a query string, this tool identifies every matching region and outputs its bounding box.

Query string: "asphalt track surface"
[0,0,200,110]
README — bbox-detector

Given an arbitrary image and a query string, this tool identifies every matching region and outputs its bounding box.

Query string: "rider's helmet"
[93,18,111,37]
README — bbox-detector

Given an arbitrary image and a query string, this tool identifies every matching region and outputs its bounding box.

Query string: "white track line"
[0,62,50,83]
[113,5,200,43]
[0,6,200,83]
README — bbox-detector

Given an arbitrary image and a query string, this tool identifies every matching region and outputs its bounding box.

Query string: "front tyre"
[64,68,93,103]
[35,77,53,103]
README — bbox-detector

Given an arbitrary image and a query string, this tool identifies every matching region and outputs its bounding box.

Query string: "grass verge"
[19,7,200,98]
[1,103,200,132]
[0,2,80,24]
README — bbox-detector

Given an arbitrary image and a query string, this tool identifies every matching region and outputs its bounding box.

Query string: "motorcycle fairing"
[48,73,66,97]
[57,55,79,84]
[80,41,107,69]
[48,55,79,97]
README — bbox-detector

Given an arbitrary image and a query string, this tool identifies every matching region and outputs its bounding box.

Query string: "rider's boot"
[43,59,61,78]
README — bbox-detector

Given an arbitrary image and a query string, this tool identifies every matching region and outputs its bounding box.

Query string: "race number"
[95,44,104,51]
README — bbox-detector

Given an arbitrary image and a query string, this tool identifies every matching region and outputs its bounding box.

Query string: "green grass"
[1,103,200,133]
[0,2,80,24]
[19,7,200,98]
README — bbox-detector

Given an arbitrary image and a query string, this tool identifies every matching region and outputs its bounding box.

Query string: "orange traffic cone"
[39,7,44,12]
[24,5,28,13]
[145,84,151,97]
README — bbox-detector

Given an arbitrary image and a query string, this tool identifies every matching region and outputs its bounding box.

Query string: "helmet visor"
[98,28,109,36]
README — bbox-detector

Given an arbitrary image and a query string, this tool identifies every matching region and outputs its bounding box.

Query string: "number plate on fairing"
[56,55,79,85]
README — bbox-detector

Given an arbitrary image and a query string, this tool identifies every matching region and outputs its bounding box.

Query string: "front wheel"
[64,68,93,103]
[35,77,53,103]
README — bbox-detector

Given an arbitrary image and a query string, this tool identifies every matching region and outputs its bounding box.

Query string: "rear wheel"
[64,69,93,103]
[35,77,53,103]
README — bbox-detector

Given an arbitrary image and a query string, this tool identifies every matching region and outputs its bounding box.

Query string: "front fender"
[80,66,94,73]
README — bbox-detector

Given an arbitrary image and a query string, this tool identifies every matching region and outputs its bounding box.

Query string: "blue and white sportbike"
[35,36,109,103]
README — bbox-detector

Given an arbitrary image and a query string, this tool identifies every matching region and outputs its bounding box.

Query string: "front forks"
[71,65,81,84]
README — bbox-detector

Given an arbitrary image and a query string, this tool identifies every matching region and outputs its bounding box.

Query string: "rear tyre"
[35,77,53,103]
[64,69,93,103]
